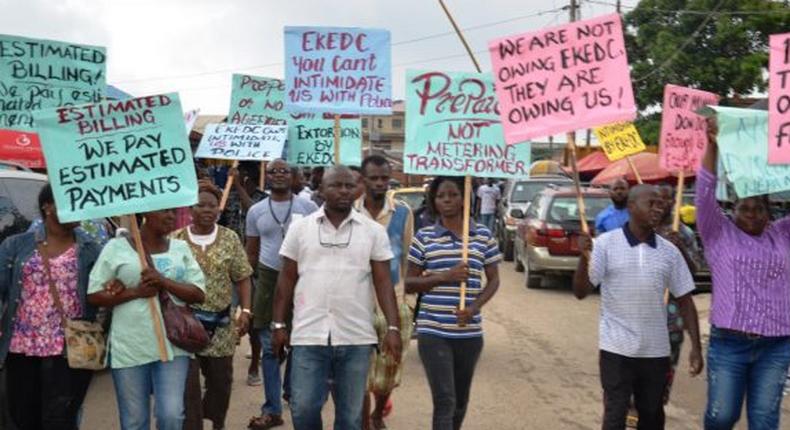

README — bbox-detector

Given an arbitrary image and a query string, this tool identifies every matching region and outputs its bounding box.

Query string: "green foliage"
[623,0,790,138]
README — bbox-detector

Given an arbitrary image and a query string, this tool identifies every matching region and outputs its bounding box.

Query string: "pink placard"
[488,13,636,144]
[769,33,790,164]
[658,85,719,173]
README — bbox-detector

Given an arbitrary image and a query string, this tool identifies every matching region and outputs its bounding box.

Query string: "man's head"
[237,161,260,193]
[321,165,357,213]
[610,178,630,208]
[361,155,391,201]
[290,167,304,194]
[656,184,675,222]
[486,178,495,186]
[349,166,365,200]
[310,167,324,190]
[266,159,291,193]
[627,184,663,229]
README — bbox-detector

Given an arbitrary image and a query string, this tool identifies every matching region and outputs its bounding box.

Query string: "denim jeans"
[478,214,495,233]
[259,328,288,416]
[704,327,790,430]
[418,334,483,430]
[111,356,190,430]
[290,344,373,430]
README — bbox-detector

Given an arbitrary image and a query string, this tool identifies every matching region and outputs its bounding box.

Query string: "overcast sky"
[0,0,621,114]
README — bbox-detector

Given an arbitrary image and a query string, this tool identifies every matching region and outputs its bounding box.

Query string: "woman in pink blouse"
[698,119,790,430]
[0,184,102,430]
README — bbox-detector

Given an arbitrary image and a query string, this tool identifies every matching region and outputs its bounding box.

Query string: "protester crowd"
[1,130,790,430]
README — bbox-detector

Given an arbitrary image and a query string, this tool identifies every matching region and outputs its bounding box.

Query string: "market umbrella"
[577,150,612,174]
[529,160,569,176]
[591,152,690,185]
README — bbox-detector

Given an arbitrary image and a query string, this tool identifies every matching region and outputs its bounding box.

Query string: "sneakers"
[246,372,262,386]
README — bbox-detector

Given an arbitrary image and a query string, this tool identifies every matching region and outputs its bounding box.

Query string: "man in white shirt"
[476,178,500,233]
[271,166,402,430]
[573,185,703,430]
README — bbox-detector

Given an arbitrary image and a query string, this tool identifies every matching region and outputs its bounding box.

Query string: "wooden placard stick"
[128,215,168,362]
[219,160,240,211]
[625,156,643,184]
[566,132,590,234]
[334,114,341,165]
[259,161,267,191]
[672,171,685,232]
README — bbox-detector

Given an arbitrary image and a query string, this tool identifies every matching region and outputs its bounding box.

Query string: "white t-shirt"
[477,184,501,215]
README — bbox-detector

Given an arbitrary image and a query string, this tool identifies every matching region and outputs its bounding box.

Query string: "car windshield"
[510,181,570,203]
[547,196,611,222]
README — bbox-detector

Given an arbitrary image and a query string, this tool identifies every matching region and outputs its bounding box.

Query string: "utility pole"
[570,0,578,22]
[617,0,622,14]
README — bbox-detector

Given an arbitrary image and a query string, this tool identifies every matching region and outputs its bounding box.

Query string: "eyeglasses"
[266,168,290,175]
[318,219,353,249]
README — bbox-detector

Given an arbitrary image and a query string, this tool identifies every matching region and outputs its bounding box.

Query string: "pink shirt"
[696,167,790,336]
[9,247,82,356]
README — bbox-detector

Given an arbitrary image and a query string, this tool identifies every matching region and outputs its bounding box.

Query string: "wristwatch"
[270,321,287,331]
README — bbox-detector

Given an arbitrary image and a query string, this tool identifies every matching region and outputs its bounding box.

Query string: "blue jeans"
[111,356,190,430]
[479,214,495,233]
[259,328,291,416]
[290,344,373,430]
[704,327,790,430]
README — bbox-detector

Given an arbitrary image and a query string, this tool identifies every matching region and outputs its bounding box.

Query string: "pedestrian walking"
[174,183,254,430]
[271,165,402,430]
[595,178,630,234]
[0,184,101,430]
[573,184,704,430]
[245,159,318,430]
[698,119,790,430]
[87,208,206,430]
[405,176,502,430]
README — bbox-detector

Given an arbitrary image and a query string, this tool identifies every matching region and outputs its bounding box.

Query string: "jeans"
[418,334,483,430]
[290,344,373,430]
[478,214,495,233]
[704,327,790,430]
[111,356,190,430]
[259,328,286,416]
[599,350,669,430]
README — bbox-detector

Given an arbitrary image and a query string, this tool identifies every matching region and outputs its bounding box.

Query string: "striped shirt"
[589,225,695,358]
[408,222,502,338]
[696,167,790,336]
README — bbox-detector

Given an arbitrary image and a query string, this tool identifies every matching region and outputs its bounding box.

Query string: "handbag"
[40,246,107,370]
[157,288,210,353]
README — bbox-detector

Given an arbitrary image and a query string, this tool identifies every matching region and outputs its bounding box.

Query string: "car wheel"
[514,245,524,272]
[503,238,514,262]
[525,258,543,289]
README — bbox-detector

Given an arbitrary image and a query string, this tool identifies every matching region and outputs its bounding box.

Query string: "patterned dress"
[172,225,254,357]
[9,247,81,356]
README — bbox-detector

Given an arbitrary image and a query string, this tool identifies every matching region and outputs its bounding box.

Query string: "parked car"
[388,186,426,212]
[496,175,573,261]
[514,186,610,289]
[0,170,48,243]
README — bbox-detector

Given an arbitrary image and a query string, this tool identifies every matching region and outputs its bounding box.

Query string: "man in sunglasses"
[272,165,403,430]
[246,159,318,430]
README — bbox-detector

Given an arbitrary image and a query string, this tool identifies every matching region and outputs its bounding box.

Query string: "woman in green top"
[174,182,254,430]
[88,208,206,430]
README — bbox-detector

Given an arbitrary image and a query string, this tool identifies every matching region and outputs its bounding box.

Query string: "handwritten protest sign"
[33,93,197,222]
[658,84,719,173]
[769,33,790,164]
[0,129,43,168]
[184,108,200,134]
[0,34,106,130]
[284,27,392,115]
[404,70,531,178]
[195,124,287,161]
[593,122,645,161]
[288,117,361,166]
[488,13,635,144]
[713,106,790,198]
[228,74,288,125]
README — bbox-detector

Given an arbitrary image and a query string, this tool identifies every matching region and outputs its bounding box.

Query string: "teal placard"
[404,70,530,178]
[714,106,790,198]
[0,34,106,130]
[287,116,361,166]
[228,74,288,125]
[33,93,198,222]
[228,73,360,166]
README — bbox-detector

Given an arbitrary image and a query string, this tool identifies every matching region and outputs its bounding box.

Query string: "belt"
[714,327,765,340]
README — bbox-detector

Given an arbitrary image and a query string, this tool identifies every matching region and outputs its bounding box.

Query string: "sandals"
[248,414,284,430]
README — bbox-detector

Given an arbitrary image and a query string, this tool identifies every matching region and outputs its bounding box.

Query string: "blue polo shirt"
[595,205,629,235]
[408,222,502,338]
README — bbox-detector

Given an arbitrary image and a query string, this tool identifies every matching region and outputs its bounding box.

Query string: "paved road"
[82,262,790,429]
